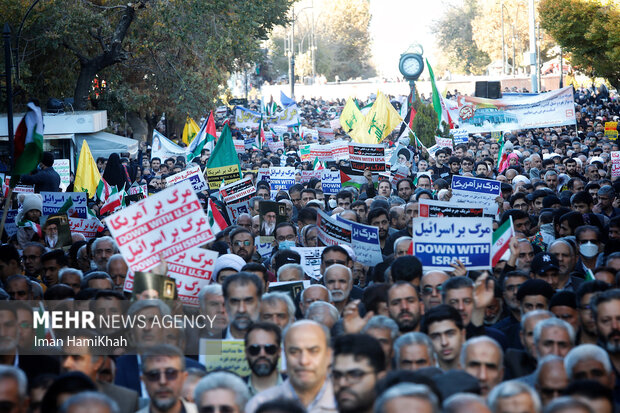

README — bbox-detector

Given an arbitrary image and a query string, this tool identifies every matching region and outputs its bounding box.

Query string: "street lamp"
[288,5,313,100]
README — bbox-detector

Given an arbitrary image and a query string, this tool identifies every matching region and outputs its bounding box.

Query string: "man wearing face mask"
[575,225,603,276]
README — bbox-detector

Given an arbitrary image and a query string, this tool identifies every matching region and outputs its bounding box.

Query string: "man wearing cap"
[530,252,561,290]
[213,254,246,284]
[19,151,61,192]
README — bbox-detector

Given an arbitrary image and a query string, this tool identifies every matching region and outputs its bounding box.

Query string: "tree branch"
[63,41,88,65]
[88,28,106,52]
[80,0,127,11]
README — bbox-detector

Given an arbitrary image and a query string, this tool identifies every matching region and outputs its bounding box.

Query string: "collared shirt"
[244,378,337,413]
[247,373,285,396]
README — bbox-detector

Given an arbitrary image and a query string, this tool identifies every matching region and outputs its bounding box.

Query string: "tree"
[539,0,620,89]
[433,0,491,75]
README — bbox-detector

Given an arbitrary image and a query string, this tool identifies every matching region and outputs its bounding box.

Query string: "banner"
[233,139,245,154]
[418,199,485,218]
[412,217,493,271]
[316,209,351,246]
[321,170,341,195]
[451,176,501,216]
[351,221,383,266]
[105,180,215,272]
[447,86,577,134]
[219,177,256,204]
[349,143,386,173]
[206,165,241,190]
[42,192,87,218]
[165,165,208,193]
[301,170,322,183]
[291,246,325,280]
[53,159,70,191]
[235,105,300,128]
[317,127,335,141]
[605,122,618,140]
[452,129,469,145]
[151,130,187,161]
[167,248,218,306]
[226,201,251,225]
[612,151,620,178]
[69,217,102,240]
[269,167,296,197]
[435,137,453,148]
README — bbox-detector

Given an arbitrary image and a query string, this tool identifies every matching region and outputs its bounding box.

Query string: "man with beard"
[548,239,583,292]
[244,322,284,396]
[138,344,196,413]
[230,228,256,264]
[592,289,620,401]
[332,334,385,413]
[323,265,353,314]
[222,272,263,339]
[387,281,423,333]
[367,208,390,254]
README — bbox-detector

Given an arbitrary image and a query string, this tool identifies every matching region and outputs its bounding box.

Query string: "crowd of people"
[0,83,619,413]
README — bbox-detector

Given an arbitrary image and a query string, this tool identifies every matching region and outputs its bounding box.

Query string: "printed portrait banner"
[69,217,102,240]
[226,201,250,225]
[412,217,493,271]
[418,199,485,218]
[42,192,88,218]
[269,167,296,197]
[151,130,187,161]
[321,170,342,195]
[219,177,256,204]
[53,159,71,191]
[165,165,208,193]
[290,247,326,280]
[206,165,242,190]
[350,221,382,266]
[166,248,218,307]
[446,86,577,134]
[105,180,215,272]
[348,143,386,173]
[451,175,501,216]
[316,209,351,246]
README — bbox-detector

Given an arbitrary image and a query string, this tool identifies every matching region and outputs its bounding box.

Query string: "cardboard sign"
[166,165,208,193]
[316,209,351,246]
[226,201,251,225]
[351,221,383,266]
[105,180,215,272]
[290,246,325,280]
[321,170,341,195]
[42,192,87,218]
[418,199,485,218]
[53,159,71,191]
[349,143,386,173]
[451,175,501,216]
[219,177,256,204]
[412,217,493,271]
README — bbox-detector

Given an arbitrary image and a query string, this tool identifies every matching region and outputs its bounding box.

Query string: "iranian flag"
[497,136,509,173]
[207,199,228,235]
[313,157,324,170]
[13,101,44,179]
[100,190,124,215]
[492,217,514,266]
[95,177,112,202]
[256,117,267,150]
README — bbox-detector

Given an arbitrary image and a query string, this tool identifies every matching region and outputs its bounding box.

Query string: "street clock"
[399,44,424,81]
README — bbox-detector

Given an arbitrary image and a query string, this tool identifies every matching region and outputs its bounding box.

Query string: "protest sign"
[349,143,386,173]
[301,170,322,183]
[105,180,215,272]
[612,151,620,178]
[151,130,187,161]
[418,199,485,218]
[451,175,501,216]
[268,280,311,301]
[219,177,256,204]
[452,129,469,145]
[491,131,502,142]
[269,167,296,197]
[255,236,274,258]
[53,159,70,191]
[257,168,270,183]
[412,217,493,271]
[69,217,102,239]
[301,127,319,141]
[435,137,453,148]
[4,210,18,237]
[199,340,251,377]
[259,201,287,242]
[351,221,383,266]
[330,140,350,161]
[299,145,312,162]
[321,170,341,195]
[271,125,289,137]
[206,165,241,190]
[316,209,351,246]
[309,144,334,163]
[167,248,218,306]
[233,139,245,154]
[291,246,325,280]
[42,213,72,249]
[42,192,88,218]
[226,201,251,225]
[317,127,335,140]
[426,145,441,159]
[605,122,618,140]
[128,184,148,196]
[166,165,208,193]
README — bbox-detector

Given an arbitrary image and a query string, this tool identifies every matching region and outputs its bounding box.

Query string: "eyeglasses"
[143,368,180,382]
[539,387,565,397]
[233,240,252,247]
[199,406,236,413]
[247,344,278,356]
[421,285,443,296]
[332,369,374,383]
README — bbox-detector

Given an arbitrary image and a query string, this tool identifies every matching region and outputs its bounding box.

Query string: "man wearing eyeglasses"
[419,271,449,310]
[243,322,284,396]
[138,344,196,413]
[230,228,256,264]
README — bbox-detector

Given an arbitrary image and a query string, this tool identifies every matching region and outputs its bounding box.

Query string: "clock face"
[402,56,421,76]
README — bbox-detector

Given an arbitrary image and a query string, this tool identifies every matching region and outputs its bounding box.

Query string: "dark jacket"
[20,167,60,192]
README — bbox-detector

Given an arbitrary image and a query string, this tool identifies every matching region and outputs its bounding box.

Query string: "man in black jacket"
[20,151,60,192]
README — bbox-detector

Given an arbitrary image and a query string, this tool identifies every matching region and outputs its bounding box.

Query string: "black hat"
[531,252,560,275]
[517,279,555,302]
[549,291,577,309]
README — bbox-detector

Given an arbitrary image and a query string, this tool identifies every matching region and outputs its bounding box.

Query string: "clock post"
[399,44,425,109]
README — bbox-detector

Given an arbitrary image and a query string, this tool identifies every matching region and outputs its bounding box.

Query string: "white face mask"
[579,241,599,258]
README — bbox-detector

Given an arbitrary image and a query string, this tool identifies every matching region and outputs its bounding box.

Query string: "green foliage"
[411,97,439,148]
[539,0,620,90]
[433,0,491,75]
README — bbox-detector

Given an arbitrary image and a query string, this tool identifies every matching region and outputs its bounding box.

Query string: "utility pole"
[501,0,506,76]
[559,48,563,88]
[528,0,538,92]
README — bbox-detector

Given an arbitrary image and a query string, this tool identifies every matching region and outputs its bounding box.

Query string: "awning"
[75,131,139,160]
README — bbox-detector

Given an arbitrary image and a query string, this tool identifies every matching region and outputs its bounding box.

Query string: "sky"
[368,0,457,78]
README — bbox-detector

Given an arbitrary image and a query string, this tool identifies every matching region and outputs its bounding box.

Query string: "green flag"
[426,59,443,128]
[205,124,242,190]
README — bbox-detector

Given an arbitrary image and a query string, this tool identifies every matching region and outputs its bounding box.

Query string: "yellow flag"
[74,141,100,198]
[182,117,200,145]
[349,91,403,144]
[339,97,363,133]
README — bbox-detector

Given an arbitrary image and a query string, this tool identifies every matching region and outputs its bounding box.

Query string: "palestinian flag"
[95,177,112,202]
[187,111,216,162]
[492,217,514,266]
[12,101,44,181]
[340,166,367,190]
[207,199,228,235]
[497,134,509,173]
[100,190,125,215]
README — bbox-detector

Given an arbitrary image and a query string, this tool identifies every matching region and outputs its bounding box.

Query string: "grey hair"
[543,396,593,413]
[60,392,119,413]
[324,263,352,283]
[443,393,486,413]
[393,332,436,368]
[194,372,250,411]
[533,318,575,356]
[59,267,83,282]
[127,299,171,318]
[305,301,339,325]
[198,284,223,312]
[92,236,118,253]
[534,355,564,385]
[606,251,620,266]
[277,263,304,282]
[261,292,296,322]
[460,336,504,369]
[544,170,558,179]
[487,381,541,413]
[564,344,612,380]
[0,366,27,400]
[106,254,127,273]
[374,383,439,413]
[393,236,412,252]
[520,309,554,330]
[300,284,332,304]
[548,239,575,256]
[362,315,399,340]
